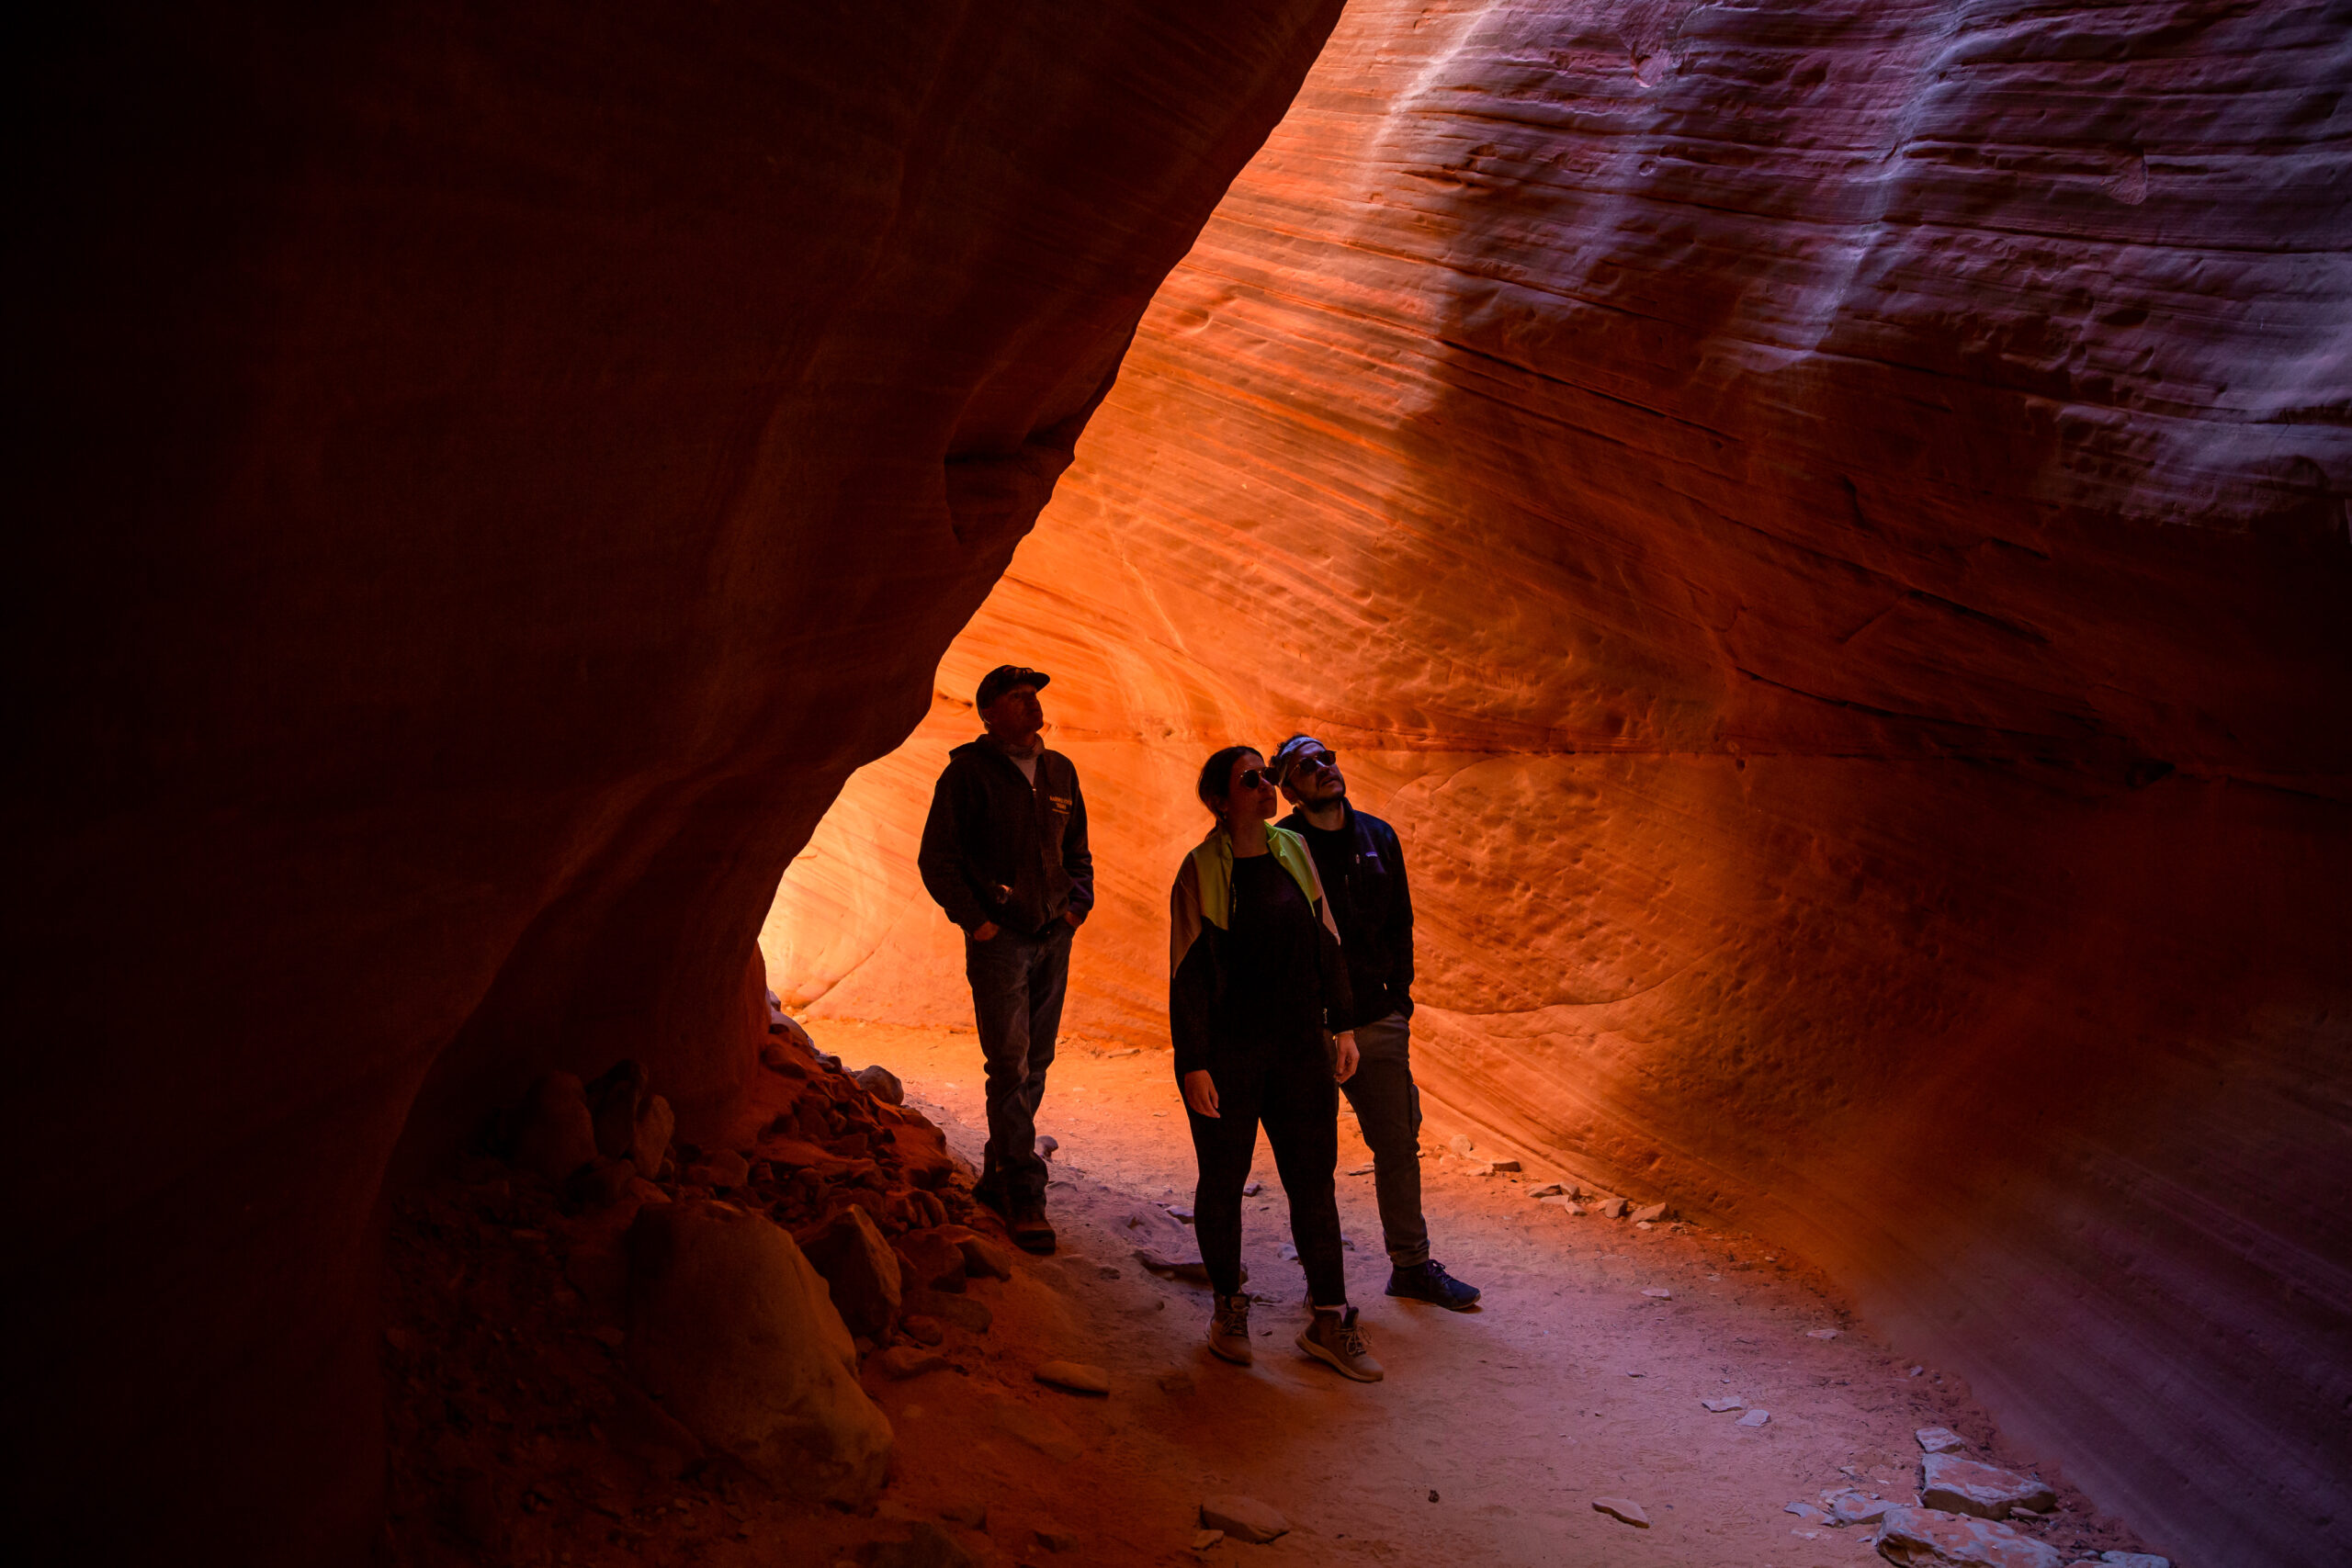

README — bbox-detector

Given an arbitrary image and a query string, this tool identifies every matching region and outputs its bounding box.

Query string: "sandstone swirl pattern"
[766,5,2351,1563]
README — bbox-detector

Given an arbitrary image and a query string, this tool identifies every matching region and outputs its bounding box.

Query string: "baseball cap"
[1269,733,1333,784]
[976,664,1050,709]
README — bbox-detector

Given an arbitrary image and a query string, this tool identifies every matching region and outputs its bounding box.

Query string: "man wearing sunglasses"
[918,664,1094,1255]
[1270,734,1481,1311]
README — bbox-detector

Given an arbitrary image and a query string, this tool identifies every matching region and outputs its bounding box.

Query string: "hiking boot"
[1208,1292,1254,1365]
[1008,1202,1056,1255]
[1385,1258,1481,1311]
[1297,1305,1385,1382]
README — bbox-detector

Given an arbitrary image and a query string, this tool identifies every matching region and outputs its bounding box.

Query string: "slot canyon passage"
[11,2,2348,1567]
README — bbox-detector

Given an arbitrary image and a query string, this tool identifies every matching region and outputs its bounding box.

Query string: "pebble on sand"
[1033,1360,1111,1396]
[1805,1326,1841,1339]
[1701,1395,1744,1412]
[873,1346,949,1380]
[1591,1497,1650,1528]
[1641,1287,1672,1299]
[1199,1495,1288,1543]
[1736,1408,1771,1427]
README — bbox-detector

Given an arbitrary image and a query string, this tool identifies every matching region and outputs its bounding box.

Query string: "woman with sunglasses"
[1168,745,1381,1381]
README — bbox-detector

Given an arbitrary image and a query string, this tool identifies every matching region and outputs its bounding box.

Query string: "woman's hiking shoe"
[1297,1306,1385,1382]
[1209,1293,1254,1365]
[1008,1203,1057,1255]
[1385,1259,1480,1311]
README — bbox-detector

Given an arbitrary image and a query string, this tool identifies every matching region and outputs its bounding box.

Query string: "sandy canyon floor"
[801,1020,2155,1568]
[383,1017,2170,1568]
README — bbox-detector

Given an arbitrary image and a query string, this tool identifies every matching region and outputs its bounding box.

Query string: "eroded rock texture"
[9,4,1340,1560]
[765,4,2351,1562]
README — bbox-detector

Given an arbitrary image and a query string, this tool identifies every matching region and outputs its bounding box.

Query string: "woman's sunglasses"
[1237,768,1275,789]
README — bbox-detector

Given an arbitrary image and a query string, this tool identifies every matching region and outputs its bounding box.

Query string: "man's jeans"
[1341,1012,1430,1267]
[965,920,1072,1208]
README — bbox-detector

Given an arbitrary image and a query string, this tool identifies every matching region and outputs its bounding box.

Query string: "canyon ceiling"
[761,4,2352,1566]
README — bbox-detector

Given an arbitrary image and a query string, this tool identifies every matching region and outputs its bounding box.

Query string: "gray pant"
[1341,1012,1430,1268]
[965,920,1072,1207]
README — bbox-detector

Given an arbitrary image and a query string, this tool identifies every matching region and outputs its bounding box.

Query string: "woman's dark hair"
[1196,745,1261,815]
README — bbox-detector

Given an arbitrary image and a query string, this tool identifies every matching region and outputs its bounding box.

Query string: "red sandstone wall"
[765,4,2352,1562]
[8,5,1340,1561]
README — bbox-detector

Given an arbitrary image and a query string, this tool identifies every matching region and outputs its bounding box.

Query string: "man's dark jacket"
[919,739,1094,936]
[1278,800,1412,1031]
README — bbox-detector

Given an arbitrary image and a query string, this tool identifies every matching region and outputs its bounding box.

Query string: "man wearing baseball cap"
[917,664,1093,1253]
[1270,733,1481,1310]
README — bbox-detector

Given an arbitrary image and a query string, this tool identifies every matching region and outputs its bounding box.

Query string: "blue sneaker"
[1386,1259,1480,1310]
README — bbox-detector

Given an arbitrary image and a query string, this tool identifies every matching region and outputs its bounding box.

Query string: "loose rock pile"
[1754,1422,2177,1568]
[381,1019,1020,1565]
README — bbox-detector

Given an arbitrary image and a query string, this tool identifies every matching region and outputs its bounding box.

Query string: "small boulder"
[631,1094,675,1179]
[1591,1497,1649,1528]
[584,1059,650,1161]
[1917,1426,1968,1454]
[1786,1501,1827,1524]
[625,1201,891,1504]
[1806,1326,1842,1339]
[1034,1360,1110,1395]
[1448,1134,1476,1156]
[904,1288,991,1333]
[1921,1454,2056,1520]
[899,1315,944,1347]
[1033,1521,1078,1552]
[513,1072,599,1180]
[798,1206,903,1340]
[873,1346,949,1380]
[1872,1506,2064,1568]
[1527,1182,1566,1198]
[1630,1201,1671,1224]
[1641,1287,1672,1299]
[856,1065,905,1105]
[895,1227,971,1293]
[1200,1495,1288,1543]
[1701,1396,1744,1412]
[1736,1408,1771,1427]
[1595,1197,1631,1219]
[952,1230,1014,1281]
[1191,1529,1225,1551]
[1490,1157,1521,1172]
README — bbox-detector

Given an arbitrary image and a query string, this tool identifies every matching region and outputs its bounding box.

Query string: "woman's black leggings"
[1185,1040,1346,1304]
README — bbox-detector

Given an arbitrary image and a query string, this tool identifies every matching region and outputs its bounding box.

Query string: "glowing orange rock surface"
[766,5,2352,1563]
